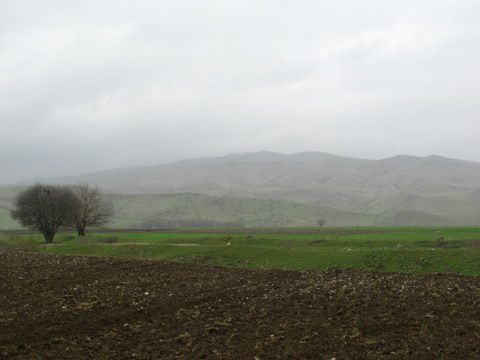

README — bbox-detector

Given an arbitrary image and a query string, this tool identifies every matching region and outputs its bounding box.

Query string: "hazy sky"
[1,0,479,184]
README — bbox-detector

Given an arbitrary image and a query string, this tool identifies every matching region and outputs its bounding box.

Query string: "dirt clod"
[0,252,479,359]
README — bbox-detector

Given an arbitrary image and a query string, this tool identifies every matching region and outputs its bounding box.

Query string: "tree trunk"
[77,227,86,236]
[43,231,54,243]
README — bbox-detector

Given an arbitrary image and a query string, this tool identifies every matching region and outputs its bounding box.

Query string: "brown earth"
[0,252,479,359]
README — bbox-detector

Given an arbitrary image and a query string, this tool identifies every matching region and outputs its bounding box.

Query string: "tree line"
[11,183,113,243]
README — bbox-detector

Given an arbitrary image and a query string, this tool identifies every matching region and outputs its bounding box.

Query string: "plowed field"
[1,252,479,359]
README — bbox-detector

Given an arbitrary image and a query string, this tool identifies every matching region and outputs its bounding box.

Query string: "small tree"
[317,218,326,228]
[11,184,80,243]
[72,183,113,236]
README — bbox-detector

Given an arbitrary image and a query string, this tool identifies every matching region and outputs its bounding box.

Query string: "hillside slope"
[3,151,480,227]
[0,191,374,229]
[44,151,480,196]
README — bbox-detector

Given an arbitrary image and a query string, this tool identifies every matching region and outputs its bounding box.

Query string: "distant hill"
[107,193,373,228]
[2,151,480,228]
[0,190,373,229]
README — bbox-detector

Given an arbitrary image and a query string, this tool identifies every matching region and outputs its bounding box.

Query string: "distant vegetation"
[141,218,243,229]
[0,190,477,229]
[108,193,368,228]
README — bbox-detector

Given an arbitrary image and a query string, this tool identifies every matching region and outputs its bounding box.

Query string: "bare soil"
[0,252,479,359]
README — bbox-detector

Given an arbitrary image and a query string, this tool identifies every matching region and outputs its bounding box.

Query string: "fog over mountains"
[2,151,480,228]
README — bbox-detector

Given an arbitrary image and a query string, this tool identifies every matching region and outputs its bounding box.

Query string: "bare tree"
[72,183,113,236]
[11,184,80,243]
[317,218,326,228]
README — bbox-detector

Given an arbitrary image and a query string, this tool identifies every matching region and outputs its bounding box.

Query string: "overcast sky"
[1,0,479,184]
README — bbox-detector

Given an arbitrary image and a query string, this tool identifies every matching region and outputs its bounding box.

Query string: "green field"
[1,227,479,275]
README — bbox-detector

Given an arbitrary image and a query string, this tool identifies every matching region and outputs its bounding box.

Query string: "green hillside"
[0,188,475,229]
[25,151,479,227]
[0,208,18,229]
[2,190,368,229]
[3,151,480,228]
[0,187,19,229]
[108,193,372,228]
[2,189,478,230]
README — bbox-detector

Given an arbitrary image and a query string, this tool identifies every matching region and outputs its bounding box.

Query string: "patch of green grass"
[1,227,479,275]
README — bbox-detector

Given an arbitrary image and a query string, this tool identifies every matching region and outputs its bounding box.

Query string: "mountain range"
[2,151,480,228]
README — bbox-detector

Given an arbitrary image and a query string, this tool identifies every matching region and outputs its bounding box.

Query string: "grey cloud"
[1,0,480,183]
